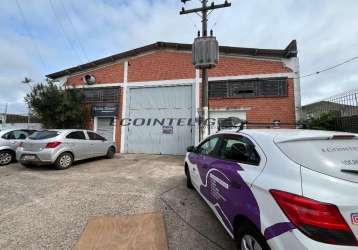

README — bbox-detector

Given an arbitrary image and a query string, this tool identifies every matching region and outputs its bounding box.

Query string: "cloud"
[0,0,357,113]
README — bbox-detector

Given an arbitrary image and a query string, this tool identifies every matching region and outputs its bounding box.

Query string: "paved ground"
[0,154,235,250]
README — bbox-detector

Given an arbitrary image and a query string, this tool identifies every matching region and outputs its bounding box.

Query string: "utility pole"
[4,103,7,125]
[180,0,231,140]
[22,77,33,129]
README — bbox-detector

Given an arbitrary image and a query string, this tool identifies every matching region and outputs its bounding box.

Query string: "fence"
[302,89,358,133]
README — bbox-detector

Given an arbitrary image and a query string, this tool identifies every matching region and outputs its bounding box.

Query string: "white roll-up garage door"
[126,85,193,155]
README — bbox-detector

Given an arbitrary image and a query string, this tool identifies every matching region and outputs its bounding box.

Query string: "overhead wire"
[58,0,89,62]
[179,1,200,32]
[299,55,358,79]
[48,0,85,64]
[245,54,358,82]
[15,0,48,72]
[62,0,123,85]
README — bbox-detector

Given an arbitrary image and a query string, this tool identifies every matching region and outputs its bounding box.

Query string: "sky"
[0,0,357,114]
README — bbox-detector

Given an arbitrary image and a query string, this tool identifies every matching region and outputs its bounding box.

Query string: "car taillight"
[45,141,61,149]
[270,190,357,246]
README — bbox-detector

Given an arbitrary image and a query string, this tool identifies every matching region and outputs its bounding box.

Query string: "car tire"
[0,150,14,166]
[106,147,115,159]
[235,222,270,250]
[54,152,73,170]
[185,164,194,189]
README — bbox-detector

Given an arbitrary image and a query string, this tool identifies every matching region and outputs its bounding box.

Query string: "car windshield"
[277,138,358,183]
[29,130,60,140]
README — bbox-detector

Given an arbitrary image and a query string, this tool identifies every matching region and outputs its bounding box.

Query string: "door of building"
[97,117,115,142]
[126,85,193,155]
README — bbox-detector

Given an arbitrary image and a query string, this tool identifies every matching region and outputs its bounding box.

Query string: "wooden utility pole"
[180,0,231,139]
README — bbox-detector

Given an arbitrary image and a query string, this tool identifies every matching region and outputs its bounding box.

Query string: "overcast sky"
[0,0,357,114]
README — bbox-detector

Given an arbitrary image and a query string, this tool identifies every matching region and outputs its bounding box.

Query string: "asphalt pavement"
[0,154,235,250]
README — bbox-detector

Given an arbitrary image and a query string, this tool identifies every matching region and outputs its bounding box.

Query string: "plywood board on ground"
[73,213,168,250]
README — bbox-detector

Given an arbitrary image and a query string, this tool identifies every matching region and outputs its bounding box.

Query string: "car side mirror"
[187,146,196,153]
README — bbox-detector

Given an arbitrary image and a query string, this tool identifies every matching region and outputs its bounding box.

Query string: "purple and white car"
[185,129,358,250]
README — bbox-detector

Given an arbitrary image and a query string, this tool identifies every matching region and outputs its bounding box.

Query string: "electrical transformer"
[192,36,219,69]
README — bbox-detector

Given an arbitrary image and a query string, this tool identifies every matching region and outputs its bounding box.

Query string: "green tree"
[25,79,85,129]
[301,112,339,131]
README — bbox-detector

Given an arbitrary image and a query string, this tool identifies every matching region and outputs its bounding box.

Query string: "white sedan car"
[185,129,358,250]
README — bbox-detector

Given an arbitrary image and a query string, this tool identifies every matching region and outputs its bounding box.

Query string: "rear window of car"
[87,131,106,141]
[29,130,60,140]
[277,138,358,183]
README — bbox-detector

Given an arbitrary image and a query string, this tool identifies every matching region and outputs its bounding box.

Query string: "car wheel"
[0,150,14,166]
[185,164,194,189]
[106,147,115,159]
[236,222,270,250]
[54,152,73,170]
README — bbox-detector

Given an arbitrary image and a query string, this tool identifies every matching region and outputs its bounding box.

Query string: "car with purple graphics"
[185,129,358,250]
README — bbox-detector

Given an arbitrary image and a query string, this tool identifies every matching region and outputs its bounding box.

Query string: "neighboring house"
[302,90,358,133]
[0,114,41,130]
[47,41,301,155]
[302,100,358,119]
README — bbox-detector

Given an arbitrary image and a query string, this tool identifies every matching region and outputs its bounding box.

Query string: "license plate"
[23,155,36,161]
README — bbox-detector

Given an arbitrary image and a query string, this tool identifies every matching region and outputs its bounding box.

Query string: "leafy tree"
[300,112,339,131]
[25,79,85,129]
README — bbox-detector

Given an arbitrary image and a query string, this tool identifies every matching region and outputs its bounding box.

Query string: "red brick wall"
[209,79,296,124]
[128,51,196,82]
[65,50,296,150]
[66,50,292,85]
[210,56,291,77]
[67,63,124,85]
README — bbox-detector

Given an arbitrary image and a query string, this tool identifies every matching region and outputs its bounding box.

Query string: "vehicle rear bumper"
[267,227,358,250]
[16,148,56,165]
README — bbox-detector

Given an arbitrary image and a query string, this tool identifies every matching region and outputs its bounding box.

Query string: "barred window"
[83,88,119,103]
[209,78,288,98]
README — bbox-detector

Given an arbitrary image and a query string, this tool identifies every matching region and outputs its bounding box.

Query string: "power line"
[58,0,89,62]
[48,0,85,64]
[15,0,48,72]
[299,55,358,79]
[261,54,358,81]
[178,1,200,32]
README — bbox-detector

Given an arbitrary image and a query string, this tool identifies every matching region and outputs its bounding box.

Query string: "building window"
[83,88,120,103]
[209,78,288,98]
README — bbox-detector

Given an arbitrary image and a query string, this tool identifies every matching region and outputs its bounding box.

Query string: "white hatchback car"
[185,129,358,250]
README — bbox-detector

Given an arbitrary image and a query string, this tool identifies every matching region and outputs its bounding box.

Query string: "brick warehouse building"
[47,41,301,155]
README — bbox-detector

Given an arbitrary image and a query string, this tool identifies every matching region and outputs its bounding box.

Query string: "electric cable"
[15,0,48,72]
[48,0,85,64]
[179,1,201,32]
[299,55,358,79]
[59,0,89,62]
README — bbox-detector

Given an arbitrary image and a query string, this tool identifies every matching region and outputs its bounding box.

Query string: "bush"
[300,112,339,131]
[25,80,85,129]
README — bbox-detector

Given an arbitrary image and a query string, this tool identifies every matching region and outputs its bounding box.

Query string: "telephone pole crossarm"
[180,2,231,15]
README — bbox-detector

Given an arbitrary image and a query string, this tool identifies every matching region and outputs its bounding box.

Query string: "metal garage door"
[126,85,192,155]
[97,117,114,141]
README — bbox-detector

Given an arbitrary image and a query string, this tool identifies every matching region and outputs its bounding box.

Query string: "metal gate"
[126,85,193,155]
[97,117,114,142]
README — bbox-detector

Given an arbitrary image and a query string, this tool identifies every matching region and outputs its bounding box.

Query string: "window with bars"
[83,88,120,103]
[209,78,288,98]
